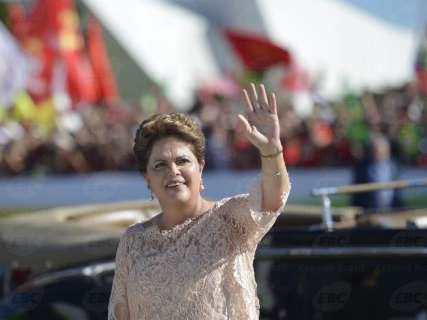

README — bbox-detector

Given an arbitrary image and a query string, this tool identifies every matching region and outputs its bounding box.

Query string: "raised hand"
[238,83,282,155]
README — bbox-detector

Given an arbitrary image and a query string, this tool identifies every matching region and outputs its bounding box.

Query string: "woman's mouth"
[166,181,185,188]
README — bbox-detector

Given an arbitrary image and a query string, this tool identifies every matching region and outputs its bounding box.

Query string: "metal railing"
[311,178,427,231]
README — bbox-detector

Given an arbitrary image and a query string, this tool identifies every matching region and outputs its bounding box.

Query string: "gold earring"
[200,180,205,191]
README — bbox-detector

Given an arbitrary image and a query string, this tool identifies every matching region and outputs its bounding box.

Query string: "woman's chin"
[163,189,192,203]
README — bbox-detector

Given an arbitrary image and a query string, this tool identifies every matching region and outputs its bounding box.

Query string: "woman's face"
[144,136,204,206]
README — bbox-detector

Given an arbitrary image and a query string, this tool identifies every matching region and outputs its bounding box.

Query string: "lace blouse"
[108,180,290,320]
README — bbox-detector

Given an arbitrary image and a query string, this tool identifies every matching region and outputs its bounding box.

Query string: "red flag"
[224,30,292,72]
[6,2,52,103]
[62,50,97,105]
[87,16,119,105]
[7,2,29,43]
[48,0,97,105]
[7,0,98,105]
[23,0,96,105]
[20,0,54,102]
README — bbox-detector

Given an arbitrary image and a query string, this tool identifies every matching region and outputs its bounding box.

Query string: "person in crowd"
[1,80,426,175]
[108,83,291,319]
[352,133,402,212]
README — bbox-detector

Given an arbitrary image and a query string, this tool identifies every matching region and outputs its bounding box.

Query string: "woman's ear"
[144,174,150,187]
[199,160,205,173]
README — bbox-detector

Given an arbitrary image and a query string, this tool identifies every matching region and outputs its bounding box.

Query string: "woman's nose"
[168,163,180,175]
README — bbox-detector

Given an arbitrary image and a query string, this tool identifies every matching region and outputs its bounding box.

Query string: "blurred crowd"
[0,101,138,175]
[194,81,427,171]
[1,0,426,177]
[0,80,426,177]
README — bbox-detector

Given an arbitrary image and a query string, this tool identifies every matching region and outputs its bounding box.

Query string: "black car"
[1,199,427,320]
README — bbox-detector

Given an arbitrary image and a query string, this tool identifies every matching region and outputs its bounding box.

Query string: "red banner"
[224,29,292,72]
[87,16,119,106]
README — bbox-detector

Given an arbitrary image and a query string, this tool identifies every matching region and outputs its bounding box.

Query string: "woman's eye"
[154,163,166,169]
[176,158,189,165]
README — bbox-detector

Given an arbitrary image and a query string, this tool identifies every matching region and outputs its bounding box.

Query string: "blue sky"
[342,0,427,33]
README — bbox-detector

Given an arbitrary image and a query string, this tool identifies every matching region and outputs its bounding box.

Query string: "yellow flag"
[0,104,6,122]
[12,91,37,121]
[34,98,57,134]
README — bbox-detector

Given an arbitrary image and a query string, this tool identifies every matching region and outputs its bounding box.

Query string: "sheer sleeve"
[108,231,130,320]
[223,177,291,251]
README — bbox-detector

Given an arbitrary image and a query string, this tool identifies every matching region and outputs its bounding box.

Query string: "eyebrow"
[152,155,190,163]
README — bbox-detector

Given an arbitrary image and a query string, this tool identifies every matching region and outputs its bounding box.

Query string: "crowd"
[196,81,427,170]
[0,103,136,175]
[1,0,426,177]
[0,79,426,177]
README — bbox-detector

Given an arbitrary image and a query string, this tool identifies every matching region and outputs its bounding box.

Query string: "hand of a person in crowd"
[238,83,282,155]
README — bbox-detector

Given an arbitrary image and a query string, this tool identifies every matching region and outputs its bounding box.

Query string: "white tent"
[256,0,418,96]
[83,0,418,107]
[83,0,219,108]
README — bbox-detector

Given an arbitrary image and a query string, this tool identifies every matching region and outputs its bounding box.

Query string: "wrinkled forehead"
[148,137,196,161]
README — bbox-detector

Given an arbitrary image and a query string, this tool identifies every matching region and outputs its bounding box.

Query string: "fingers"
[270,92,278,114]
[242,89,254,113]
[250,83,258,101]
[243,83,276,114]
[260,84,269,109]
[237,114,252,134]
[250,83,262,112]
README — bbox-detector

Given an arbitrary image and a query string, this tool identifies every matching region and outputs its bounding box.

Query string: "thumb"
[237,114,252,135]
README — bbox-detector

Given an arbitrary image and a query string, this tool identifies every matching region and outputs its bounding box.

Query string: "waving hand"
[237,83,282,155]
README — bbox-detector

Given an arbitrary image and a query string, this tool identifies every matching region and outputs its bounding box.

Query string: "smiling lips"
[166,181,185,188]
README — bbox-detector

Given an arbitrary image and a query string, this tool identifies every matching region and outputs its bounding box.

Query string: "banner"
[87,16,119,105]
[224,29,292,72]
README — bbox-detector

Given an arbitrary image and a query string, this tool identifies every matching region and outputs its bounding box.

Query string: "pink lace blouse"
[108,180,290,319]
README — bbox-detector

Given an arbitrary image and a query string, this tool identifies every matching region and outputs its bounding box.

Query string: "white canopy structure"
[83,0,219,108]
[256,0,418,97]
[83,0,418,106]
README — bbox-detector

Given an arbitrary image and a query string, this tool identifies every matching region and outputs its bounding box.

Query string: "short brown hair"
[133,113,205,173]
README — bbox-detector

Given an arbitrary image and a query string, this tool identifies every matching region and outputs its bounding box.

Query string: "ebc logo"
[312,281,352,312]
[389,281,427,312]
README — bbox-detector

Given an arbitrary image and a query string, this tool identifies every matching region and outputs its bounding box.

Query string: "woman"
[108,83,291,319]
